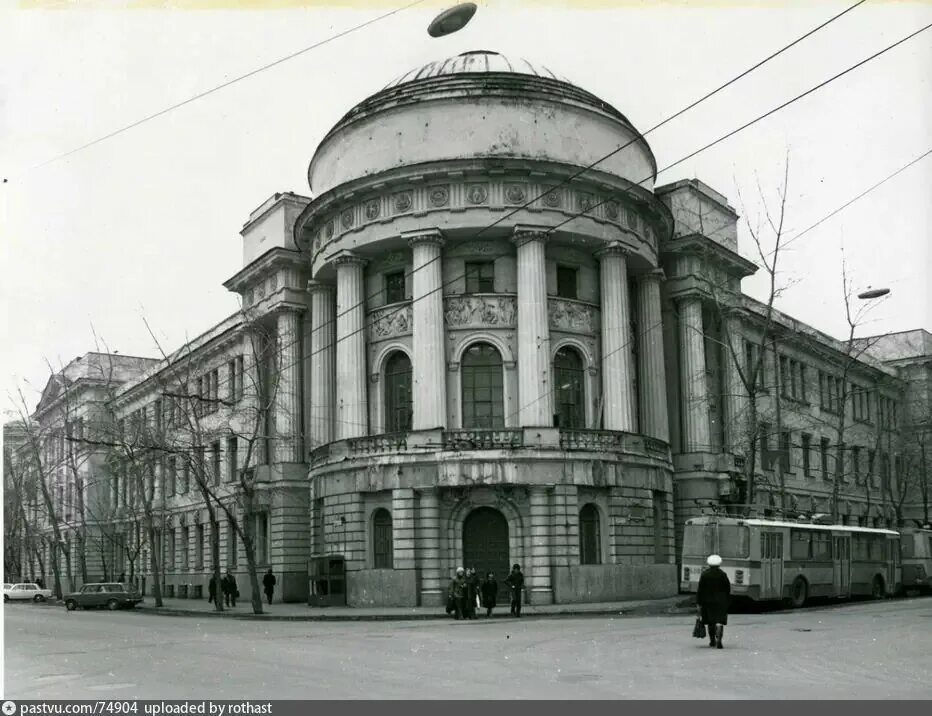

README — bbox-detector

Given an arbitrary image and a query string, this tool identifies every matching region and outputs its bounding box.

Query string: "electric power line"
[21,0,429,174]
[146,16,930,413]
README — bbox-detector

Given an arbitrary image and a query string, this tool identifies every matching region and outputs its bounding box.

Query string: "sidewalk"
[136,594,695,621]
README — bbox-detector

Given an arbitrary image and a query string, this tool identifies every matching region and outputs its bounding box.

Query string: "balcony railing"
[442,429,523,451]
[560,428,626,452]
[347,432,408,456]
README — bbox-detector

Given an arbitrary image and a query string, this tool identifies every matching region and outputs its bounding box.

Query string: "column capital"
[594,241,633,259]
[403,228,445,248]
[640,268,666,284]
[307,280,335,296]
[331,250,368,268]
[512,224,551,247]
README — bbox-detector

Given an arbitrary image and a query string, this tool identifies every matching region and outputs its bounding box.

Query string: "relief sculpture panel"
[548,299,598,334]
[444,295,517,328]
[369,303,413,340]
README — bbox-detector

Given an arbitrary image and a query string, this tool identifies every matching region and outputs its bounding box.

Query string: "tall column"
[598,244,636,431]
[274,309,303,463]
[418,489,443,606]
[679,296,711,452]
[637,270,669,442]
[513,226,551,427]
[723,310,748,453]
[528,486,553,604]
[334,252,369,440]
[406,229,447,430]
[308,281,335,448]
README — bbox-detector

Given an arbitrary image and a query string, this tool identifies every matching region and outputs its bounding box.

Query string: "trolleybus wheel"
[871,576,885,600]
[790,577,808,609]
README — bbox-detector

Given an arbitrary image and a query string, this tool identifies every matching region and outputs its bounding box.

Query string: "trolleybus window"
[683,523,749,558]
[812,533,831,560]
[791,530,811,559]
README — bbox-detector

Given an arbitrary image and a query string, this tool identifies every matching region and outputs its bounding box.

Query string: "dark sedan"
[64,583,143,611]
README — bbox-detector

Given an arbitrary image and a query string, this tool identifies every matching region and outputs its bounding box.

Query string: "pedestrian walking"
[465,567,480,620]
[207,575,218,605]
[480,571,498,618]
[263,568,276,605]
[447,567,467,620]
[697,554,731,649]
[222,571,238,607]
[506,563,525,617]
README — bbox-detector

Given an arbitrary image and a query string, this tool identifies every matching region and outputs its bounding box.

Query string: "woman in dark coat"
[697,554,731,649]
[480,572,498,618]
[464,567,480,620]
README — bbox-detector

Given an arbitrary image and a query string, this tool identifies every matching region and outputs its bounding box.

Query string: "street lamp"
[428,3,478,37]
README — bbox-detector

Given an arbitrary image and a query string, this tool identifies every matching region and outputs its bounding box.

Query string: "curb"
[132,603,696,622]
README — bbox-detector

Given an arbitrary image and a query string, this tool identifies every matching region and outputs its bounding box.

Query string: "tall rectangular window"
[759,422,772,472]
[556,266,578,299]
[212,442,222,486]
[465,261,495,293]
[384,271,406,304]
[255,513,269,565]
[820,437,831,480]
[180,526,189,570]
[195,523,204,569]
[227,437,238,482]
[868,449,877,488]
[852,446,862,484]
[801,433,812,478]
[779,431,792,473]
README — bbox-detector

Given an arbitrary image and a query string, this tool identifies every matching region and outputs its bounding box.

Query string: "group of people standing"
[447,563,526,620]
[207,569,277,606]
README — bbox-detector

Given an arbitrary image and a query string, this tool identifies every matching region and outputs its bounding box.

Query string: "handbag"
[692,618,706,639]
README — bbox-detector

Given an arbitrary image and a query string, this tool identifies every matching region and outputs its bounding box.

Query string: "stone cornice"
[223,247,305,294]
[662,234,757,278]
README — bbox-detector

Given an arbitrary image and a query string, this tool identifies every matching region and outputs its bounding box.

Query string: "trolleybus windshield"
[683,523,750,558]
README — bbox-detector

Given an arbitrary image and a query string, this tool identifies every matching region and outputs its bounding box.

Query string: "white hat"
[707,554,722,567]
[456,567,465,574]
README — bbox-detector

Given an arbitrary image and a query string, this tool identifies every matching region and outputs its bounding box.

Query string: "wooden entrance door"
[462,507,509,582]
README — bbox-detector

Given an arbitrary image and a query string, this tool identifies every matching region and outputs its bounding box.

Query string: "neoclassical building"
[7,51,929,605]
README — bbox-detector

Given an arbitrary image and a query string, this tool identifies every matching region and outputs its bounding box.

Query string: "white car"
[4,583,54,602]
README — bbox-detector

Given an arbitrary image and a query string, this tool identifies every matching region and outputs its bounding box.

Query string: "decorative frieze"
[444,295,517,328]
[307,175,663,261]
[548,299,598,334]
[369,302,413,340]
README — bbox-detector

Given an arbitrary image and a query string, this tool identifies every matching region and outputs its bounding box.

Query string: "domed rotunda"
[283,50,680,607]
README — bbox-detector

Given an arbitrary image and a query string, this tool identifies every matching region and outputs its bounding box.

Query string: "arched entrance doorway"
[462,507,509,581]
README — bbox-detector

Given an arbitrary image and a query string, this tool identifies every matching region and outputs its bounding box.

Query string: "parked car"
[4,583,54,602]
[64,583,143,611]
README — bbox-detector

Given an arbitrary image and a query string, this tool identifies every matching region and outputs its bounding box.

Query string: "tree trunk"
[147,524,163,607]
[210,514,223,612]
[241,527,264,615]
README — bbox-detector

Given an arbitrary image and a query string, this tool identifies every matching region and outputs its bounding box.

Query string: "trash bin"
[308,556,346,607]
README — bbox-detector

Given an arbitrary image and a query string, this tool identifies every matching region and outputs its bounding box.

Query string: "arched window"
[372,509,393,569]
[579,503,602,565]
[384,352,412,433]
[461,343,504,429]
[554,346,585,428]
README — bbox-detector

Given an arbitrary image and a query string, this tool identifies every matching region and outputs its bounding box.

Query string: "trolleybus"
[899,526,932,594]
[680,515,901,608]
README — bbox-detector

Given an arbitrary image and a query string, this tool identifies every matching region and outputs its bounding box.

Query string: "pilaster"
[308,281,336,448]
[679,296,711,451]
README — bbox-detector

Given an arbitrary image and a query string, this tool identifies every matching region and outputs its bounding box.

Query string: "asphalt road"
[4,597,932,699]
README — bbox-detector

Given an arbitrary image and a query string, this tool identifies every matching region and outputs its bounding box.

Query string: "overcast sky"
[1,0,930,417]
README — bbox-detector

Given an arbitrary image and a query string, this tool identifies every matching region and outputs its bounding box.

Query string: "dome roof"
[383,50,569,90]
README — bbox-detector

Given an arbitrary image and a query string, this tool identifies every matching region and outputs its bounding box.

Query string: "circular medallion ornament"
[543,190,561,208]
[365,200,380,220]
[429,186,449,207]
[466,184,488,204]
[325,221,334,239]
[505,184,526,204]
[605,201,619,220]
[626,208,638,230]
[341,210,354,229]
[395,192,413,212]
